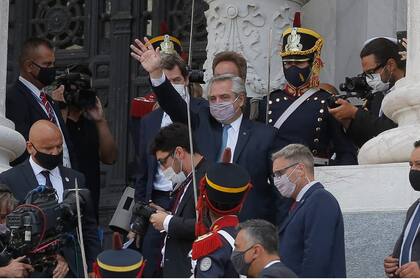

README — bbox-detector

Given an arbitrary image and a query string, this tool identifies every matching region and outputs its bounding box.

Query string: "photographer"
[53,65,117,219]
[329,37,405,148]
[147,123,209,277]
[0,120,101,277]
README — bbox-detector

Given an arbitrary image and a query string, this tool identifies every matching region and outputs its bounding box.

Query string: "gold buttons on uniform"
[312,149,318,155]
[269,100,273,105]
[316,127,321,132]
[268,110,272,115]
[314,138,319,143]
[269,119,273,123]
[320,109,324,114]
[284,97,288,100]
[276,98,280,102]
[321,100,326,104]
[314,97,318,101]
[317,117,323,122]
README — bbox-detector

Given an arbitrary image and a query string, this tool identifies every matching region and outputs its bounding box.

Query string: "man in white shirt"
[385,140,420,278]
[147,123,209,277]
[6,37,74,168]
[272,143,346,277]
[232,219,296,278]
[0,120,101,277]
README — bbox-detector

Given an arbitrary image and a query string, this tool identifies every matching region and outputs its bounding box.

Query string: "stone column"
[203,0,309,99]
[358,0,419,164]
[0,0,26,171]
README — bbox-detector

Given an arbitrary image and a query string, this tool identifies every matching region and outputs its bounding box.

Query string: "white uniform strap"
[273,88,319,129]
[217,230,235,249]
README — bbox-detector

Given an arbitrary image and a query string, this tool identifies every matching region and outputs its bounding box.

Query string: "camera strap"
[273,88,319,129]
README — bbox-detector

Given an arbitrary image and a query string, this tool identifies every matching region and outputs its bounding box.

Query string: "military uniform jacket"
[266,88,357,165]
[192,215,239,278]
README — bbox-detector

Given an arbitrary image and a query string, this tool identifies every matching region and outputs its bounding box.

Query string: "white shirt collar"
[228,113,243,132]
[29,156,60,178]
[296,180,319,202]
[19,76,42,98]
[264,260,281,269]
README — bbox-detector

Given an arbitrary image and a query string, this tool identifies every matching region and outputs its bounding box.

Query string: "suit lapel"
[175,183,193,215]
[21,160,40,195]
[59,166,73,190]
[17,80,49,120]
[279,183,323,233]
[233,119,252,162]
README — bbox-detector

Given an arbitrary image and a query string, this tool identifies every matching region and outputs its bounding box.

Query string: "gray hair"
[237,219,278,254]
[272,144,314,174]
[206,73,247,98]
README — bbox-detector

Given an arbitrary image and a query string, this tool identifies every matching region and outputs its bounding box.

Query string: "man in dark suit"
[133,51,206,277]
[232,219,297,278]
[384,140,420,278]
[130,38,285,225]
[0,120,101,277]
[146,123,209,277]
[6,37,76,168]
[273,144,346,277]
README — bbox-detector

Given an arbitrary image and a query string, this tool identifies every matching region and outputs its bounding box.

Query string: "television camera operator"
[0,184,35,277]
[329,37,405,148]
[51,64,117,219]
[0,120,101,277]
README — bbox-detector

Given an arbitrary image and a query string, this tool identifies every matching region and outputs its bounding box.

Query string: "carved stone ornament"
[204,0,307,98]
[285,27,303,51]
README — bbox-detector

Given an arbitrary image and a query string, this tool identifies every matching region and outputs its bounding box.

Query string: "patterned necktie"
[400,204,420,265]
[40,92,56,124]
[40,170,53,188]
[218,124,231,161]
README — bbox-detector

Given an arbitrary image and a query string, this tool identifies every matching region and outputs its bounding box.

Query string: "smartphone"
[396,30,407,52]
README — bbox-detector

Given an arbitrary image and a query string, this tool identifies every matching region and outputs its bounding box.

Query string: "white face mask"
[365,68,390,93]
[162,155,186,188]
[273,166,297,198]
[171,83,188,100]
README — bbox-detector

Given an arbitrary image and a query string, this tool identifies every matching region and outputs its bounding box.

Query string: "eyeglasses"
[364,63,385,79]
[157,152,174,166]
[272,162,299,178]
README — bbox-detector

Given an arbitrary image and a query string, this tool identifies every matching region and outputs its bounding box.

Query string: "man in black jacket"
[329,37,405,148]
[6,37,76,168]
[384,140,420,278]
[0,120,101,277]
[232,219,297,278]
[148,123,209,277]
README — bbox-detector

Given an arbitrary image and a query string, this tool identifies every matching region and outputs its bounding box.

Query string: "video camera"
[0,186,89,274]
[130,202,156,238]
[53,65,97,110]
[327,74,373,108]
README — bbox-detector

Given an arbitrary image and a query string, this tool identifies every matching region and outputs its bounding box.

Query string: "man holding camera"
[0,120,101,277]
[265,15,357,166]
[145,123,209,277]
[6,37,76,168]
[329,37,405,148]
[53,65,117,220]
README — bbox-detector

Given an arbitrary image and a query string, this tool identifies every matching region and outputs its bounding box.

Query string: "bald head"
[27,120,63,166]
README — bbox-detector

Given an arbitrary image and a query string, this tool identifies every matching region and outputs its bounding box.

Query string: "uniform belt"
[314,156,329,166]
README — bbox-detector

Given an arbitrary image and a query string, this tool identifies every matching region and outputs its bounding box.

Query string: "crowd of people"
[0,12,418,279]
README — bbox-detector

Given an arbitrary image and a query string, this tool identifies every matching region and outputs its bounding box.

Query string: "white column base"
[0,117,26,172]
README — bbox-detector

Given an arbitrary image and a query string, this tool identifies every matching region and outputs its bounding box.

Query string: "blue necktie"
[218,124,231,161]
[400,203,420,265]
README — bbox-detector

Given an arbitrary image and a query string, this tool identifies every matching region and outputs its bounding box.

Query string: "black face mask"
[32,61,56,86]
[32,145,63,170]
[284,65,312,88]
[409,169,420,191]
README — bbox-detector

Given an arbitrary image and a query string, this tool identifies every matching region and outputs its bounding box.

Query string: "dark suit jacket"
[6,80,77,167]
[152,79,284,224]
[278,182,346,277]
[163,159,210,277]
[258,261,297,278]
[134,101,206,203]
[0,159,101,276]
[347,91,397,148]
[392,199,420,264]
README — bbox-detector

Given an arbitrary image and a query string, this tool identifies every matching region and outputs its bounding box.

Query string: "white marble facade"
[203,0,309,99]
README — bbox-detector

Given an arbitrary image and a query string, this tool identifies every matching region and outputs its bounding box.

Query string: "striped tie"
[40,92,56,124]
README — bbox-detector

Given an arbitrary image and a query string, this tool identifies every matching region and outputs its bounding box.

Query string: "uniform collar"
[210,215,239,231]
